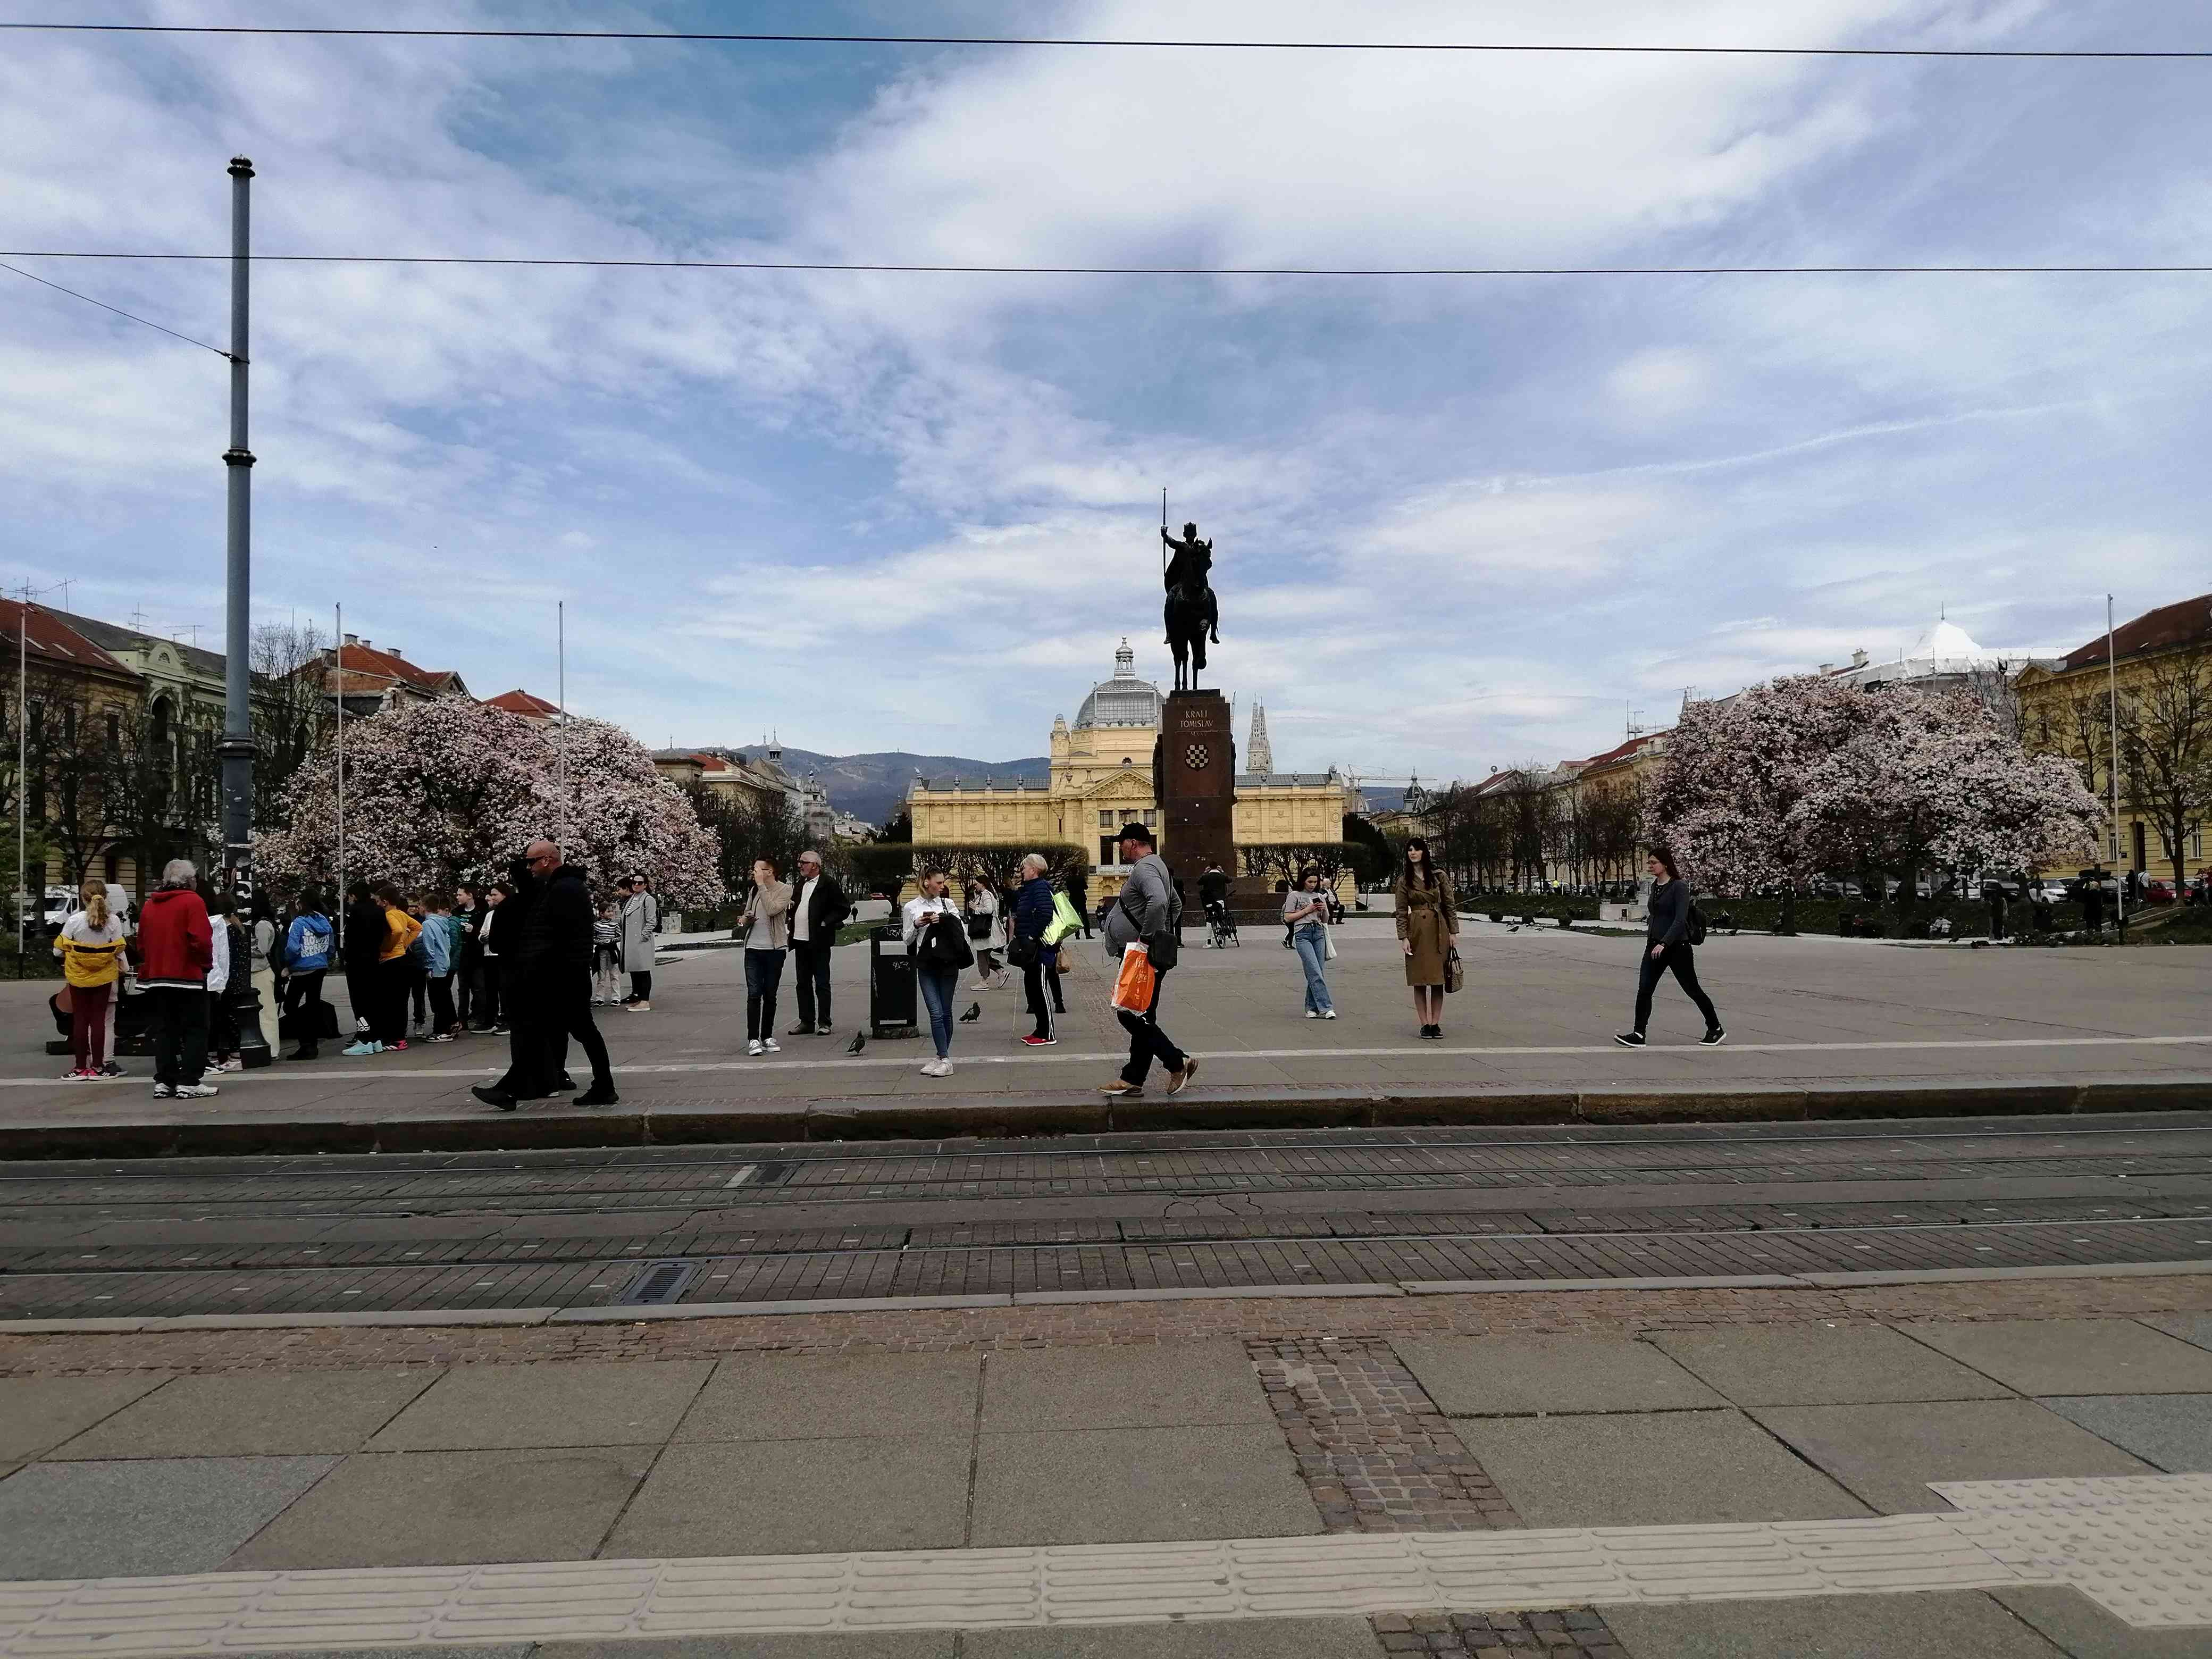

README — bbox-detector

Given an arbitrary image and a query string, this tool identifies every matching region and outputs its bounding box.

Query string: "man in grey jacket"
[1100,823,1197,1097]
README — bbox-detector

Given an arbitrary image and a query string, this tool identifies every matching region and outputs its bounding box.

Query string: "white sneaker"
[174,1083,219,1098]
[747,1039,764,1057]
[1322,1010,1338,1019]
[933,1058,954,1077]
[761,1038,781,1053]
[1306,1010,1320,1018]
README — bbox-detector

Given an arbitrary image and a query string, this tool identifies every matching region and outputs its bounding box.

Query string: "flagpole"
[333,601,345,946]
[557,600,568,844]
[2108,593,2124,922]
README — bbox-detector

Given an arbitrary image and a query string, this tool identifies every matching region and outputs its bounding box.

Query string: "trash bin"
[868,925,917,1037]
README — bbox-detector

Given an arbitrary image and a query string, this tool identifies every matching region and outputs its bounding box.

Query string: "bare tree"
[2118,643,2212,887]
[250,618,331,832]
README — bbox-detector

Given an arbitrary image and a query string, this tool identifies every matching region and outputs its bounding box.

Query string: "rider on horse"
[1161,522,1220,648]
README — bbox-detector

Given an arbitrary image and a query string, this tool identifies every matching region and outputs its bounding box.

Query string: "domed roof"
[1075,638,1164,730]
[1905,617,1996,666]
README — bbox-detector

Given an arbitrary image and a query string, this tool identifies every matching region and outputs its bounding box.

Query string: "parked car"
[2033,881,2072,904]
[2142,879,2175,904]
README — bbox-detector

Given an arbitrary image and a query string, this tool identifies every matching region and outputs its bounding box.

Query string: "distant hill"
[731,745,1050,828]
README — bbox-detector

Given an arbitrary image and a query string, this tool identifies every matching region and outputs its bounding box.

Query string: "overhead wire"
[0,252,2203,277]
[1,23,2208,57]
[0,258,235,358]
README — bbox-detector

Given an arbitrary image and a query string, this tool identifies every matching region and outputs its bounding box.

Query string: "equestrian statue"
[1161,519,1220,692]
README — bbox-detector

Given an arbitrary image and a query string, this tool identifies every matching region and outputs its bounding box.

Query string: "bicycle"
[1205,900,1241,949]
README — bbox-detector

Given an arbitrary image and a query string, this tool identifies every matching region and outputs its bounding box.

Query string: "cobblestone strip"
[4,1272,2203,1376]
[1249,1337,1626,1657]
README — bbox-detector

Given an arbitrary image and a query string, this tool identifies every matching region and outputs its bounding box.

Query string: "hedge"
[1455,891,2098,939]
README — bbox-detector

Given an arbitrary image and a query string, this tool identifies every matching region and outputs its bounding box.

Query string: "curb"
[5,1261,2208,1336]
[5,1077,2212,1160]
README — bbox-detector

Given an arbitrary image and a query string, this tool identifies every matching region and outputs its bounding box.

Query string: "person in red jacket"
[133,859,217,1098]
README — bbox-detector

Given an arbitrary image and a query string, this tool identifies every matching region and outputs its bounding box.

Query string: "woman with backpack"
[1615,848,1725,1049]
[903,867,970,1077]
[282,890,334,1061]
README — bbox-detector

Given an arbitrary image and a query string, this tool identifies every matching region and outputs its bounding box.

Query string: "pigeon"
[958,1002,982,1023]
[845,1032,867,1055]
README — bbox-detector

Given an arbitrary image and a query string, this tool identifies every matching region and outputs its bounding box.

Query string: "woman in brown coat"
[1395,836,1458,1039]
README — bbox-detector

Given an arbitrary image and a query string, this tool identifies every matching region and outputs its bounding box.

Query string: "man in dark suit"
[786,848,851,1036]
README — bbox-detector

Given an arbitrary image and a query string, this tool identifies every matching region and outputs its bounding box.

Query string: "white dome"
[1074,638,1163,730]
[1905,618,1995,666]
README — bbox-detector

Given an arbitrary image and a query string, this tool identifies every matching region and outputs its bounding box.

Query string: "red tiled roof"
[321,642,465,696]
[2059,594,2212,671]
[484,688,560,717]
[1574,731,1666,771]
[0,599,135,677]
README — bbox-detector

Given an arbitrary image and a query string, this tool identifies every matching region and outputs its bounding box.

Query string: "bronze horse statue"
[1161,521,1220,692]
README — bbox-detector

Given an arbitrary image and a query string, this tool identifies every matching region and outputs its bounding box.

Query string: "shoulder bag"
[1443,946,1464,994]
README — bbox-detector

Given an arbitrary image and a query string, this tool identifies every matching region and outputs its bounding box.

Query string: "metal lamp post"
[218,155,271,1066]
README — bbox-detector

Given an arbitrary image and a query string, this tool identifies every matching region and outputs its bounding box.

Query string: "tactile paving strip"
[0,1477,2203,1655]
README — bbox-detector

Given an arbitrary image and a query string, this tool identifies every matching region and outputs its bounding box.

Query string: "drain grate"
[619,1260,699,1305]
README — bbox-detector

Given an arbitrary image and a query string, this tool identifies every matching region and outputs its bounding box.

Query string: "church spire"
[1247,701,1273,774]
[1113,637,1135,678]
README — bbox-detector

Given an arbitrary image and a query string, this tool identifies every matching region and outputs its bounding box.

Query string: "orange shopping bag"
[1110,942,1156,1013]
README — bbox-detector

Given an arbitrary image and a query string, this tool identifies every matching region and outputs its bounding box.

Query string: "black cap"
[1118,822,1154,847]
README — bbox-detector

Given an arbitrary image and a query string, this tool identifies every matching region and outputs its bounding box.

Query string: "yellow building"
[2018,593,2212,882]
[908,640,1358,903]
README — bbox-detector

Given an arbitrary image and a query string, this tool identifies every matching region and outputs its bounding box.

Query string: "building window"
[1098,810,1114,828]
[105,710,121,750]
[1143,811,1159,828]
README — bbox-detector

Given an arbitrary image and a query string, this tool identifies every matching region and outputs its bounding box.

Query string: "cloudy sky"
[5,1,2210,787]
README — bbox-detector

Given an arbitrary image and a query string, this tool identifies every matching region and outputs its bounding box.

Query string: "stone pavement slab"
[674,1351,981,1443]
[0,1373,170,1460]
[1393,1335,1723,1415]
[1647,1323,2016,1406]
[602,1436,971,1557]
[533,1640,956,1659]
[2039,1395,2212,1473]
[1455,1409,1871,1528]
[1750,1399,2158,1513]
[0,1454,337,1579]
[963,1620,1381,1656]
[366,1359,713,1449]
[1989,1585,2212,1658]
[223,1446,654,1568]
[49,1369,438,1458]
[1904,1320,2212,1395]
[2143,1313,2212,1353]
[225,1650,534,1659]
[971,1425,1320,1545]
[1598,1589,2064,1657]
[979,1341,1273,1430]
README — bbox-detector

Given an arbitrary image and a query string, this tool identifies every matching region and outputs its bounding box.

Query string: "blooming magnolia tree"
[258,698,723,907]
[1644,675,1871,928]
[1648,677,2102,925]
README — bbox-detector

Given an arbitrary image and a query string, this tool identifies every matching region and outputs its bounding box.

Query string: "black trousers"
[283,968,326,1052]
[495,969,536,1092]
[629,969,652,1001]
[147,986,208,1087]
[456,960,475,1025]
[407,961,428,1028]
[428,974,457,1034]
[1022,958,1055,1038]
[539,970,613,1091]
[745,948,786,1041]
[1116,966,1185,1085]
[473,963,501,1027]
[373,958,412,1045]
[791,939,832,1029]
[1632,943,1720,1035]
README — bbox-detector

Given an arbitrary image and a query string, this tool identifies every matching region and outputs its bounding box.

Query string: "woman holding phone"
[903,868,968,1077]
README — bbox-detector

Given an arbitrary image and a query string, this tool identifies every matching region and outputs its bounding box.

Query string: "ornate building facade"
[908,640,1356,898]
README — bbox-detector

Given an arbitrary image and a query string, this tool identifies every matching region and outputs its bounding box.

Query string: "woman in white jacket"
[904,869,966,1077]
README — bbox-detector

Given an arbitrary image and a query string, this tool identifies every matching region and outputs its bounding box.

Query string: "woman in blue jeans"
[1283,866,1337,1019]
[902,867,965,1077]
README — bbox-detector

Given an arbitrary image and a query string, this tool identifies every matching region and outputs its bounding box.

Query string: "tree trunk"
[1779,884,1798,936]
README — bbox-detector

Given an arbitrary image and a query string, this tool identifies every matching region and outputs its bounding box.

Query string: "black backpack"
[1687,903,1708,946]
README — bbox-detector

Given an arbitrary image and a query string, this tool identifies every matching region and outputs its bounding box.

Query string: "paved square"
[365,1359,713,1449]
[223,1446,654,1568]
[965,1620,1382,1656]
[1456,1409,1871,1528]
[0,1454,337,1579]
[675,1351,982,1442]
[1989,1585,2212,1658]
[0,1373,170,1461]
[1649,1323,2014,1406]
[50,1369,439,1458]
[2039,1395,2212,1473]
[603,1436,971,1557]
[2144,1314,2212,1355]
[1394,1334,1723,1415]
[527,1641,957,1659]
[981,1342,1273,1431]
[1601,1589,2068,1657]
[1904,1320,2212,1396]
[1750,1400,2158,1513]
[972,1425,1321,1545]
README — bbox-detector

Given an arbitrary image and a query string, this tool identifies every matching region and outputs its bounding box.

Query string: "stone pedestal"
[1154,690,1237,899]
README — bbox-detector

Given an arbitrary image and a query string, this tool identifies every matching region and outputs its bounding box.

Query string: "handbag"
[1043,891,1082,945]
[1443,946,1464,994]
[1006,934,1041,969]
[965,910,993,941]
[1323,926,1338,962]
[1687,903,1709,946]
[1110,943,1156,1012]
